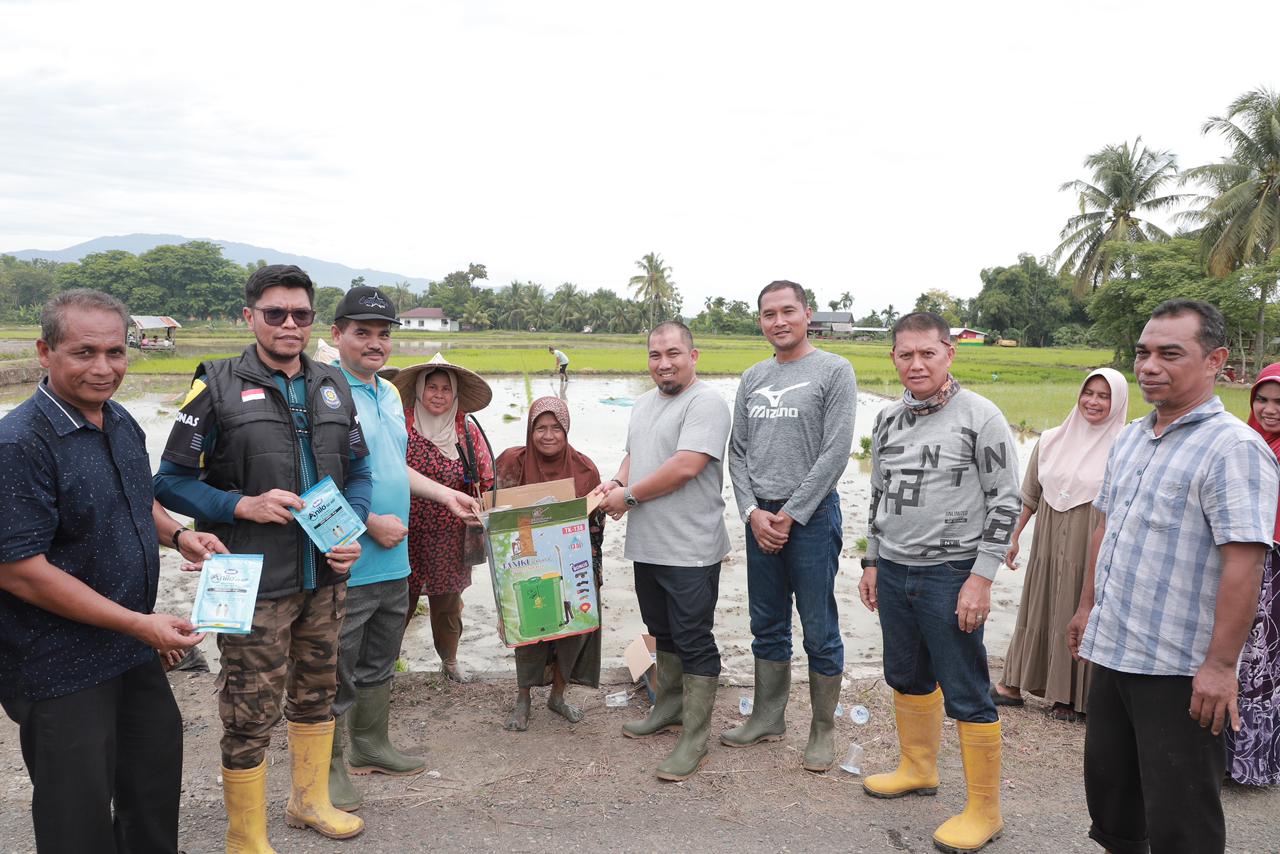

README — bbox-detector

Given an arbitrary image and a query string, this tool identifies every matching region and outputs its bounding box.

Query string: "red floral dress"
[406,412,493,600]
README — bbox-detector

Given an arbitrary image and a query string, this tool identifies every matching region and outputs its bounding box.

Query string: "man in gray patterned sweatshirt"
[859,312,1019,854]
[722,280,857,773]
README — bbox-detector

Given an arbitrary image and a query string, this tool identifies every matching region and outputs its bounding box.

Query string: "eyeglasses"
[253,306,316,327]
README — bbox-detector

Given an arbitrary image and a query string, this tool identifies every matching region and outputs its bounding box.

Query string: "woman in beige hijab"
[992,368,1129,720]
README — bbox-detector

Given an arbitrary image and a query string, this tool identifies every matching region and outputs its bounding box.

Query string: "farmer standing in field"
[549,346,570,381]
[722,279,856,773]
[859,311,1021,853]
[154,264,372,848]
[596,320,732,781]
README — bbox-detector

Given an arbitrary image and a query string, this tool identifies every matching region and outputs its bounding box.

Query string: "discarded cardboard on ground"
[482,478,602,648]
[625,634,657,682]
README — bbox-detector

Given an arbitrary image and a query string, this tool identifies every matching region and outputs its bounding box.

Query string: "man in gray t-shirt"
[722,280,856,775]
[596,320,730,783]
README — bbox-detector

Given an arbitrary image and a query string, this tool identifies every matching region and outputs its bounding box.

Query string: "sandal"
[1050,703,1084,722]
[989,684,1024,707]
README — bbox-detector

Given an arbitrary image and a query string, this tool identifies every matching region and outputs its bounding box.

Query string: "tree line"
[0,246,684,336]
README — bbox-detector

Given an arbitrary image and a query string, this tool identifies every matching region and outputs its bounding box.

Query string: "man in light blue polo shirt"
[1067,300,1278,854]
[325,287,481,810]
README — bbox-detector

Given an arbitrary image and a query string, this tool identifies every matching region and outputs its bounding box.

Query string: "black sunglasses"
[253,306,316,327]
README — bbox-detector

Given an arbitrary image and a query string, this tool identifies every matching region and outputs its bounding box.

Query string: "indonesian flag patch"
[241,387,266,403]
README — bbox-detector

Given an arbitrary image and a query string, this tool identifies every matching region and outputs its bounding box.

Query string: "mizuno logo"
[750,382,810,408]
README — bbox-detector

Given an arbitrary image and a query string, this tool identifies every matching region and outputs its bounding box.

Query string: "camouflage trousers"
[217,583,347,769]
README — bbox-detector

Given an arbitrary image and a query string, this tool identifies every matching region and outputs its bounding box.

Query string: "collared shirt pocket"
[1143,481,1188,532]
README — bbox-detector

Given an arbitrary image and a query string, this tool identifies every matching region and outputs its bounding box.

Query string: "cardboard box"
[482,478,601,648]
[624,634,657,682]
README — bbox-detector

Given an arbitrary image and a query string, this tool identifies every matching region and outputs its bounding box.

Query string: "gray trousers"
[333,577,411,718]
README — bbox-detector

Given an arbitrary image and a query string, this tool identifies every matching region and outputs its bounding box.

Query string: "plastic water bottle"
[840,742,864,775]
[850,704,870,726]
[605,690,629,708]
[739,696,753,715]
[834,702,845,718]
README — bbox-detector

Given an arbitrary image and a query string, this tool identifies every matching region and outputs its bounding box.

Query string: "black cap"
[334,286,400,324]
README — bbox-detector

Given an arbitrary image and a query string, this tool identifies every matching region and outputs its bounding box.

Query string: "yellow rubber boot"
[222,760,277,854]
[932,720,1004,853]
[863,687,943,798]
[284,720,365,840]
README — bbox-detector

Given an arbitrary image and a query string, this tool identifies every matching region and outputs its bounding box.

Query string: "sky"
[0,0,1275,314]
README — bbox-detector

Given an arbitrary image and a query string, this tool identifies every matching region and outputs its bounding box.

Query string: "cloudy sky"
[0,0,1274,312]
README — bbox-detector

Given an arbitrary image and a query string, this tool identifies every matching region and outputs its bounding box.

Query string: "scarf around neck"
[494,396,601,498]
[412,368,461,461]
[903,375,961,416]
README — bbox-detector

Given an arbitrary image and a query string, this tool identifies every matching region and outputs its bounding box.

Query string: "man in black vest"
[155,265,372,848]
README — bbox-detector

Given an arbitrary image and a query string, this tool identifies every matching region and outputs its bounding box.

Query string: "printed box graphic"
[484,495,599,648]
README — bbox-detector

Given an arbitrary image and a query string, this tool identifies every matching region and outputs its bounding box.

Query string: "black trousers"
[1084,664,1226,854]
[0,657,183,854]
[633,561,721,677]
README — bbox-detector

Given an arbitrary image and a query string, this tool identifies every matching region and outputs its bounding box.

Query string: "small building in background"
[128,315,181,350]
[397,307,459,332]
[808,311,855,338]
[950,327,987,347]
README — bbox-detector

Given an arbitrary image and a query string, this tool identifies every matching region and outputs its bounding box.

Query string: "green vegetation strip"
[119,339,1253,427]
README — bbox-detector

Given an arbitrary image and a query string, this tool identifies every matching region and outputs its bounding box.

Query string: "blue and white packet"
[190,553,264,634]
[292,475,366,552]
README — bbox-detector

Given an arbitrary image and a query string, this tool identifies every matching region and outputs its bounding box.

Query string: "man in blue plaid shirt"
[1067,300,1278,854]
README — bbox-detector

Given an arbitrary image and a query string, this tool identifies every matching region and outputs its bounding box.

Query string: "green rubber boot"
[327,713,362,812]
[802,671,843,772]
[656,674,719,781]
[348,681,426,776]
[720,658,790,747]
[623,650,684,738]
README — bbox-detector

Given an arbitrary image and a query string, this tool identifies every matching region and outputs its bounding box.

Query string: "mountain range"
[4,233,433,290]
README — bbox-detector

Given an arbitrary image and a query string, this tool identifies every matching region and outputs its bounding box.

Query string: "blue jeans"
[876,557,997,723]
[746,491,844,677]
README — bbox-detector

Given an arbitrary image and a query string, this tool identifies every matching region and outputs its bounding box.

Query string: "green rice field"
[1,329,1257,428]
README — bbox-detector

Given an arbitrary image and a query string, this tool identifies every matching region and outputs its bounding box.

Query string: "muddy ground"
[2,666,1279,853]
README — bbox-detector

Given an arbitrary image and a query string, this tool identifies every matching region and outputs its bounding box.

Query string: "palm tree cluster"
[1053,86,1280,358]
[457,279,658,333]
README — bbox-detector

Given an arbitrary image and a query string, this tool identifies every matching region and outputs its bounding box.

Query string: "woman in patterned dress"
[394,354,493,683]
[493,396,606,731]
[1227,363,1280,785]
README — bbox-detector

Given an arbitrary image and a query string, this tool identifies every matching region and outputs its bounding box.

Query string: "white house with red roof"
[396,306,459,332]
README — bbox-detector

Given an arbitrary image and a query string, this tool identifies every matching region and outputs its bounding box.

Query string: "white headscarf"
[413,368,461,461]
[1036,367,1130,512]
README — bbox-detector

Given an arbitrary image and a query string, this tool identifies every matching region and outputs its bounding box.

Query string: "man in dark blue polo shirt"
[0,289,223,853]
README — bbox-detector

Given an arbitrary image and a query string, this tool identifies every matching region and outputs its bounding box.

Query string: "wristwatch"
[743,503,759,524]
[860,557,876,569]
[171,527,186,551]
[624,489,639,508]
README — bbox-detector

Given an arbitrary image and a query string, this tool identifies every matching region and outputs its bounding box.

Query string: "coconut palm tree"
[1052,139,1189,296]
[550,283,583,331]
[628,253,676,327]
[460,296,491,330]
[582,289,613,331]
[1181,88,1280,362]
[497,281,529,330]
[520,284,547,331]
